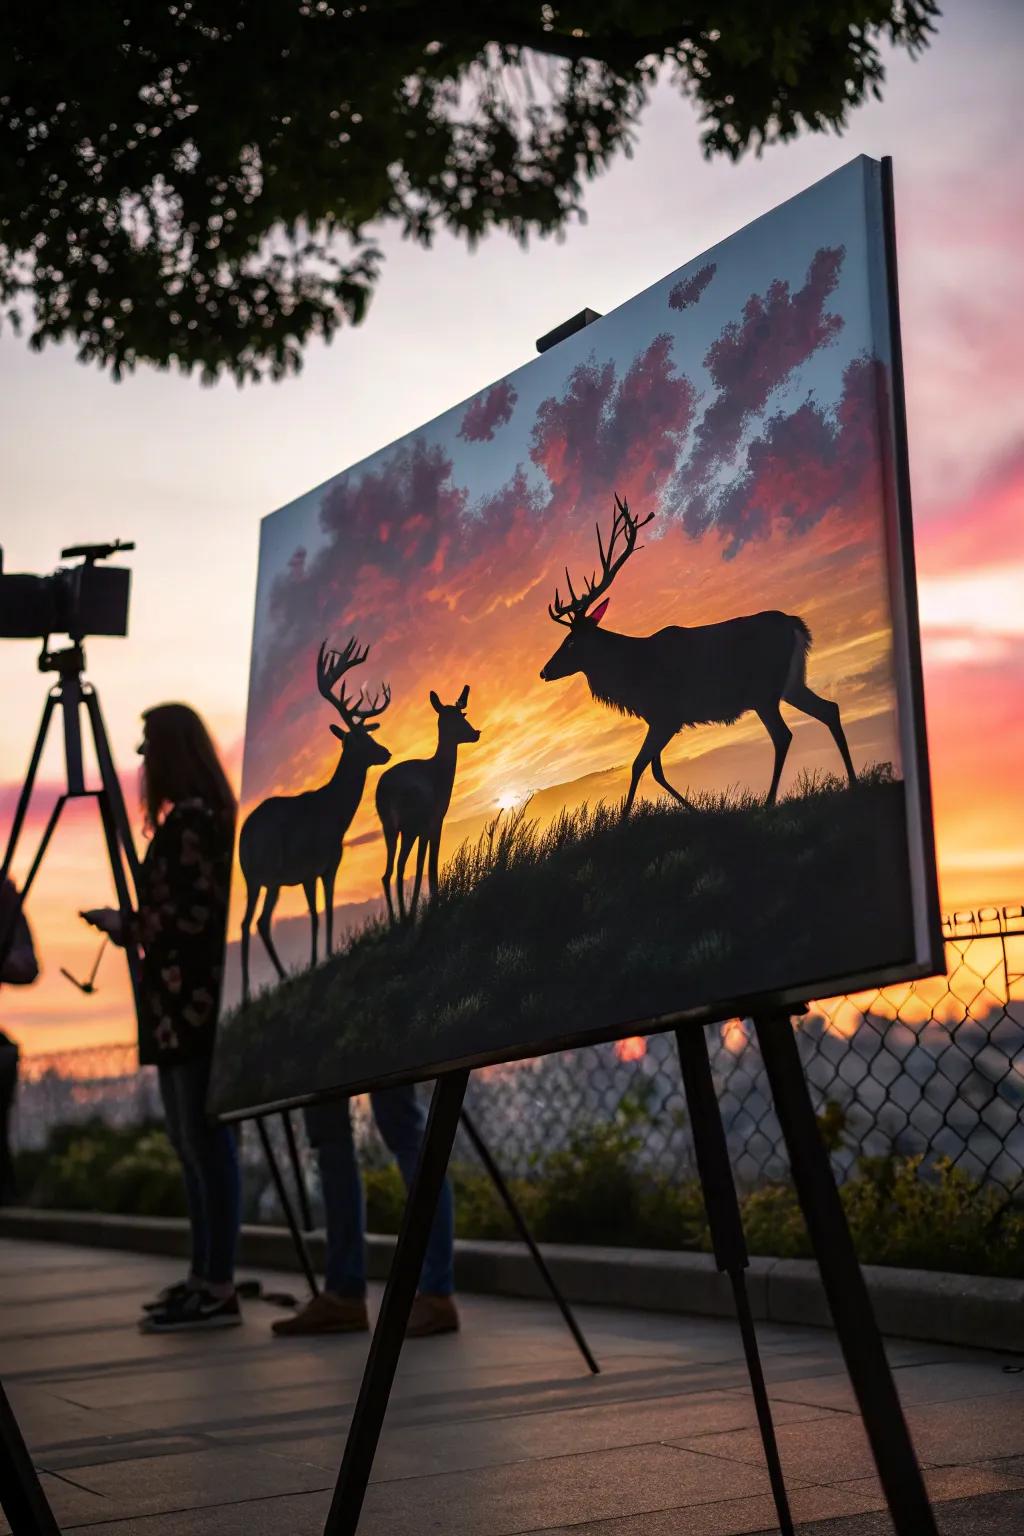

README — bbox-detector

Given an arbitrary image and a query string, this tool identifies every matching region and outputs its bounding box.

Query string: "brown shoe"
[272,1292,369,1336]
[406,1293,459,1338]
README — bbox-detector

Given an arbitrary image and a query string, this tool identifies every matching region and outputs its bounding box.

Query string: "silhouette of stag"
[540,496,855,812]
[239,638,391,1001]
[377,686,480,924]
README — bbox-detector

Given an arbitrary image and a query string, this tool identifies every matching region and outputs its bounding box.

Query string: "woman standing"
[83,704,240,1332]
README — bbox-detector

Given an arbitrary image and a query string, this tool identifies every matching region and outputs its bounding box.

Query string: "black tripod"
[0,641,143,1536]
[0,641,142,992]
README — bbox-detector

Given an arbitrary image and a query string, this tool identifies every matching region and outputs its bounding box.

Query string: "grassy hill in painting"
[210,765,914,1115]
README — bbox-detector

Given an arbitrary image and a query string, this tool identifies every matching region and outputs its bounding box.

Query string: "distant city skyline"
[2,0,1022,1053]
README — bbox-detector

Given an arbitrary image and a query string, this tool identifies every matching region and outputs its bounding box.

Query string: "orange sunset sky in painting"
[227,158,905,1007]
[1,1,1022,1054]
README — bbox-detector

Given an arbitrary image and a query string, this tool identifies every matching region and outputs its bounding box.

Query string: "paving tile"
[357,1442,780,1536]
[905,1393,1024,1466]
[769,1357,1024,1414]
[28,1490,334,1536]
[255,1387,841,1483]
[774,1488,1024,1536]
[525,1480,886,1535]
[64,1444,333,1516]
[672,1412,879,1485]
[837,1456,1024,1510]
[0,1470,113,1535]
[4,1379,134,1445]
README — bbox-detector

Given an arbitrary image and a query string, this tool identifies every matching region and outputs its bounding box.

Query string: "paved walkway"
[2,1237,1024,1535]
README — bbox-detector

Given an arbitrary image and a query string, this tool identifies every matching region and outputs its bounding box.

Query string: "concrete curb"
[2,1206,1021,1354]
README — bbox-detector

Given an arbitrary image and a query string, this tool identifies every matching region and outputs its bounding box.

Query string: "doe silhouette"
[540,495,855,812]
[239,638,391,1001]
[377,686,480,924]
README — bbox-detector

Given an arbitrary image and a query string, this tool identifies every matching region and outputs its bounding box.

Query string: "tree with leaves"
[1,2,937,382]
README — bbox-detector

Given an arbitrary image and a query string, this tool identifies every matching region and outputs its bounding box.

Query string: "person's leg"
[304,1099,366,1297]
[172,1053,241,1294]
[371,1085,455,1298]
[158,1061,209,1285]
[272,1099,370,1334]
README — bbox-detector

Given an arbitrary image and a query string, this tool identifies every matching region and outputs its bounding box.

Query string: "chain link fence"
[11,905,1024,1213]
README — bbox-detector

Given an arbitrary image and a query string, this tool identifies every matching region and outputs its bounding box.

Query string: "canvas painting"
[211,155,940,1118]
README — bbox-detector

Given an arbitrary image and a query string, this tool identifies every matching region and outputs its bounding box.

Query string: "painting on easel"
[210,154,941,1119]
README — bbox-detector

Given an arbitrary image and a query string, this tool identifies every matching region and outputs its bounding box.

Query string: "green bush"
[14,1117,185,1218]
[15,1113,1023,1280]
[363,1165,406,1235]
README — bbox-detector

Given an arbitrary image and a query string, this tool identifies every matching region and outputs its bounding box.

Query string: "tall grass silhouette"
[212,764,913,1115]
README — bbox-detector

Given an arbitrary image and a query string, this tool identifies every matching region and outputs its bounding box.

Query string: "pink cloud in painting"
[668,263,716,311]
[710,356,889,558]
[690,246,846,483]
[458,380,518,442]
[531,335,697,518]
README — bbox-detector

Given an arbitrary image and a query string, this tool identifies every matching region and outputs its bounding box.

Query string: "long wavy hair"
[140,703,236,834]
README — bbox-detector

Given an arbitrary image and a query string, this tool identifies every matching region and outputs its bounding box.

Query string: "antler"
[348,681,392,731]
[548,495,655,627]
[315,637,390,731]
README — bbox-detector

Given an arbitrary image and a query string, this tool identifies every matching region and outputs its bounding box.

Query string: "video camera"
[0,541,133,643]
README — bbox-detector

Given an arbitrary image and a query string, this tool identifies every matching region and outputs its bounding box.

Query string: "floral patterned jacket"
[136,798,233,1066]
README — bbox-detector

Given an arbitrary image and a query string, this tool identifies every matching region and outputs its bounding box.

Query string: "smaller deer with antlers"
[376,687,480,924]
[541,495,856,812]
[238,639,391,1002]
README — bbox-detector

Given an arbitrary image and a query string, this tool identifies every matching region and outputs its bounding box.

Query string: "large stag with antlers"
[238,638,391,1002]
[377,686,480,924]
[540,496,856,812]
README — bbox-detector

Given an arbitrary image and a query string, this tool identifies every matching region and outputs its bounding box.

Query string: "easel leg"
[675,1028,794,1536]
[0,1377,61,1536]
[459,1109,599,1375]
[754,1013,937,1536]
[325,1070,469,1536]
[256,1117,319,1298]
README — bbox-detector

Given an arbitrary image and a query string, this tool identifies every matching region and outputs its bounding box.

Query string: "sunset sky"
[2,1,1022,1055]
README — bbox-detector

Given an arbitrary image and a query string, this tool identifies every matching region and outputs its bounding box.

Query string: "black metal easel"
[0,1381,61,1536]
[675,1026,793,1534]
[460,1106,599,1375]
[322,1015,937,1536]
[262,1093,599,1376]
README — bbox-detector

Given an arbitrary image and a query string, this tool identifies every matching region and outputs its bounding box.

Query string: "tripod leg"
[281,1110,315,1232]
[325,1070,468,1536]
[675,1027,793,1536]
[1,693,57,885]
[83,687,141,886]
[4,796,69,952]
[754,1013,937,1536]
[459,1109,599,1375]
[0,1377,61,1535]
[256,1118,319,1298]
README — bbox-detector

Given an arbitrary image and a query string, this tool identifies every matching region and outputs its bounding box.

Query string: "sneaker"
[141,1279,193,1314]
[139,1288,242,1333]
[272,1292,369,1336]
[406,1293,459,1338]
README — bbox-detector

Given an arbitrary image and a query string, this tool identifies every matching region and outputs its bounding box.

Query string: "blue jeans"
[159,1054,241,1288]
[304,1085,455,1298]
